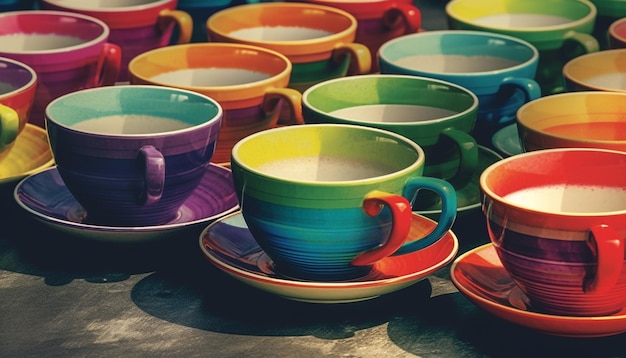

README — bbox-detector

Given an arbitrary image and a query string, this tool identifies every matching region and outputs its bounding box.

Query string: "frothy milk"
[584,73,626,90]
[229,26,334,41]
[256,155,397,181]
[71,115,192,134]
[504,185,626,213]
[328,104,458,123]
[393,54,522,73]
[473,14,573,28]
[150,68,271,87]
[0,34,85,51]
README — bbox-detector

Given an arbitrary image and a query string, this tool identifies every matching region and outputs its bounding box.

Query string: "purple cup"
[0,10,121,128]
[45,85,223,227]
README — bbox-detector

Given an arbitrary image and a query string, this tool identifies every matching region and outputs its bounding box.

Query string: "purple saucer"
[14,165,239,243]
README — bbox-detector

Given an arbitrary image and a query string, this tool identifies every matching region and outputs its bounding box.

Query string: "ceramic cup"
[128,42,304,165]
[379,30,541,145]
[563,49,626,92]
[609,16,626,48]
[481,147,626,316]
[297,0,421,73]
[206,2,372,92]
[589,0,626,49]
[0,57,37,161]
[45,85,223,227]
[516,91,626,152]
[302,75,479,199]
[230,124,457,281]
[446,0,599,95]
[0,11,121,128]
[39,0,193,82]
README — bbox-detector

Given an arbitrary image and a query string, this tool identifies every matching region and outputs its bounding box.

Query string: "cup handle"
[382,2,421,33]
[584,224,624,294]
[138,145,165,206]
[351,190,413,266]
[158,9,193,44]
[332,43,372,75]
[262,88,305,126]
[0,104,19,151]
[564,31,600,56]
[439,127,479,188]
[501,77,542,103]
[95,43,122,86]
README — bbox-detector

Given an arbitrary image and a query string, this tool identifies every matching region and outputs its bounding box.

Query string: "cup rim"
[40,0,174,12]
[562,49,626,92]
[378,30,539,77]
[231,123,426,186]
[302,74,479,125]
[516,91,626,145]
[0,10,110,55]
[45,85,223,137]
[206,3,359,58]
[127,43,292,96]
[479,147,626,216]
[609,16,626,40]
[0,56,37,98]
[445,0,597,33]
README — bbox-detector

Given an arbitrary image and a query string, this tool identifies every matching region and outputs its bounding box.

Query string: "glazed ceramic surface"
[128,42,304,165]
[302,74,479,190]
[609,16,626,48]
[0,57,37,158]
[480,148,626,316]
[45,85,222,227]
[14,165,239,243]
[491,123,522,157]
[200,211,459,303]
[0,124,54,186]
[0,10,121,127]
[40,0,192,82]
[230,124,457,281]
[301,0,421,72]
[206,3,371,91]
[446,0,599,95]
[516,91,626,152]
[452,244,626,337]
[563,49,626,92]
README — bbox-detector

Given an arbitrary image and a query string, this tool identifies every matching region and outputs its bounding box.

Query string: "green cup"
[302,75,479,198]
[446,0,599,95]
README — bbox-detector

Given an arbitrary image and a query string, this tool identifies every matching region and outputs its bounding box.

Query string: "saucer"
[14,165,240,243]
[0,124,54,186]
[199,211,459,304]
[451,244,626,337]
[415,145,502,218]
[491,124,522,157]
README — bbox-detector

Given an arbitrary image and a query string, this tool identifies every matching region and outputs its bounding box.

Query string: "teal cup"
[230,124,457,281]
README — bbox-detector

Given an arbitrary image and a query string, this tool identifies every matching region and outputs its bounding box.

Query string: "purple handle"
[138,145,165,205]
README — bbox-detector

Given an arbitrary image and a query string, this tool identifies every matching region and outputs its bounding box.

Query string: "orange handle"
[263,87,305,126]
[584,224,624,294]
[332,42,372,75]
[159,9,193,44]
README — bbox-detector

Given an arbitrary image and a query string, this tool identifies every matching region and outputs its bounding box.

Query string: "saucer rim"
[14,164,240,234]
[491,123,522,158]
[416,145,502,215]
[451,243,626,337]
[200,211,459,290]
[0,123,55,185]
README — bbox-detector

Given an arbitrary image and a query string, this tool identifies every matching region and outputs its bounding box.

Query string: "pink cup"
[0,11,121,128]
[40,0,192,82]
[609,16,626,49]
[301,0,421,73]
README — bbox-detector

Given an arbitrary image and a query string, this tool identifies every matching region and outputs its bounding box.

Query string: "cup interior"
[232,124,422,185]
[380,31,537,75]
[0,58,36,97]
[0,11,108,52]
[610,17,626,41]
[563,49,626,91]
[46,86,221,135]
[43,0,170,9]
